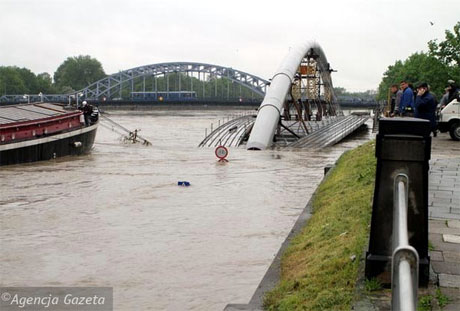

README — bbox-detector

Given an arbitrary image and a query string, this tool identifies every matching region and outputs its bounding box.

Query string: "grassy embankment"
[264,141,376,311]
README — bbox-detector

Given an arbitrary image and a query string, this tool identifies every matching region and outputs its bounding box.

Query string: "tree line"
[377,22,460,100]
[334,87,377,100]
[0,55,106,95]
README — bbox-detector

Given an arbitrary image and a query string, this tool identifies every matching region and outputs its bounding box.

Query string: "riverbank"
[263,141,376,310]
[226,133,459,311]
[227,133,460,311]
[225,141,376,310]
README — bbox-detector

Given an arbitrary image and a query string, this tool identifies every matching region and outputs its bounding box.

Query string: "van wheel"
[449,122,460,141]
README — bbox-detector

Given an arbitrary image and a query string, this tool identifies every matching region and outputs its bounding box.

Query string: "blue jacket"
[400,87,414,111]
[415,92,437,129]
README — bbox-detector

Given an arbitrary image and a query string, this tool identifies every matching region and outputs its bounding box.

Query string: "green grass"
[435,288,450,308]
[365,278,383,292]
[418,295,433,311]
[428,240,435,251]
[264,141,376,311]
[417,289,450,310]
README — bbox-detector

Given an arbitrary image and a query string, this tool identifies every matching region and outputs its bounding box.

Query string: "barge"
[0,103,98,166]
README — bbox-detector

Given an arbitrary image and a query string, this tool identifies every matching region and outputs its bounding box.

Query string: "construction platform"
[199,114,369,149]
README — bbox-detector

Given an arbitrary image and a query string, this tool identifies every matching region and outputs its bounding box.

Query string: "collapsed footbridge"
[199,42,369,149]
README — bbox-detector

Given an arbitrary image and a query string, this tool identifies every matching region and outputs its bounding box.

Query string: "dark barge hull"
[0,123,97,166]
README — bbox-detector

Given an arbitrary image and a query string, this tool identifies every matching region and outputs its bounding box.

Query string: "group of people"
[388,80,458,136]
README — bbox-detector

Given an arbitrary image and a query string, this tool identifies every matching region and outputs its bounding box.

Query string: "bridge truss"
[0,62,269,104]
[80,62,269,101]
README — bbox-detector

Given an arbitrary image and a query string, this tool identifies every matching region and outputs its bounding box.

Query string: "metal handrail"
[391,174,419,311]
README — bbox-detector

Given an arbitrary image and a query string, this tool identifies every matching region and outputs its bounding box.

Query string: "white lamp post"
[76,92,83,108]
[68,95,75,107]
[38,92,43,102]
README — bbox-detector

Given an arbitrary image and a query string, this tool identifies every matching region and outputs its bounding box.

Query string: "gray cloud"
[1,0,459,92]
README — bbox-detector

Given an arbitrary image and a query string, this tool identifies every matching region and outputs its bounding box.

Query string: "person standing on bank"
[446,80,459,104]
[390,84,402,116]
[439,87,450,109]
[397,80,414,116]
[389,85,397,115]
[414,82,437,136]
[439,80,459,109]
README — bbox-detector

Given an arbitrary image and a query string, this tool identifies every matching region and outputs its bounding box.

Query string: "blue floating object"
[178,181,191,187]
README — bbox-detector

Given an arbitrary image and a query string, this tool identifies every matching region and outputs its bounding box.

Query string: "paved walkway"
[429,160,460,220]
[428,133,460,309]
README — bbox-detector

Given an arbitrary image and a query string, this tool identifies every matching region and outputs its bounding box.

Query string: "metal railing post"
[393,174,409,248]
[391,173,419,311]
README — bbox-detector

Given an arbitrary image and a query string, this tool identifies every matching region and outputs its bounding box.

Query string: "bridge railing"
[391,173,419,311]
[0,94,70,104]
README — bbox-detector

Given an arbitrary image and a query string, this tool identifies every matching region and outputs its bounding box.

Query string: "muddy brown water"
[0,109,373,310]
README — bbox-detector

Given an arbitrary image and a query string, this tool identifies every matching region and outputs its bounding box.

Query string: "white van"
[438,97,460,140]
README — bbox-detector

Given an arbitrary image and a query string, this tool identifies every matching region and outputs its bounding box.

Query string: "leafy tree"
[333,87,347,96]
[0,67,59,95]
[16,68,40,93]
[428,22,460,67]
[0,66,44,95]
[334,87,377,106]
[377,52,450,100]
[428,21,460,84]
[36,72,57,93]
[60,86,75,94]
[377,22,460,100]
[334,87,377,99]
[54,55,106,92]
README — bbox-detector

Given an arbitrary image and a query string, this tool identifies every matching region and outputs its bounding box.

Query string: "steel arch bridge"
[0,62,269,104]
[80,62,269,101]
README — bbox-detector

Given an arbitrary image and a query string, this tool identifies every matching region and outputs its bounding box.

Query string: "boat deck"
[0,103,68,126]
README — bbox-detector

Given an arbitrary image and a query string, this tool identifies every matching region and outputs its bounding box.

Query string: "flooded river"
[0,109,372,310]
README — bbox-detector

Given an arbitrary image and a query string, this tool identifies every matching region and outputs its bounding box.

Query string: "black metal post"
[365,117,431,286]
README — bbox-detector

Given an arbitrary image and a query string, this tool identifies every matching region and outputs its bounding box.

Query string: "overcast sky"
[1,0,459,92]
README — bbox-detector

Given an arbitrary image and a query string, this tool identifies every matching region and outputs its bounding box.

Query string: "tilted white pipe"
[246,42,333,150]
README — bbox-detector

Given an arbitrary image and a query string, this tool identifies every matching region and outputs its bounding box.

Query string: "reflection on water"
[0,109,373,310]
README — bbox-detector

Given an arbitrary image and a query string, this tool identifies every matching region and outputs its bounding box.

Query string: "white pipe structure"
[246,42,335,150]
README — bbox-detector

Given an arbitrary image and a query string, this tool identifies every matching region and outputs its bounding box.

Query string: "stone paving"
[429,158,460,220]
[428,133,460,309]
[354,133,460,311]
